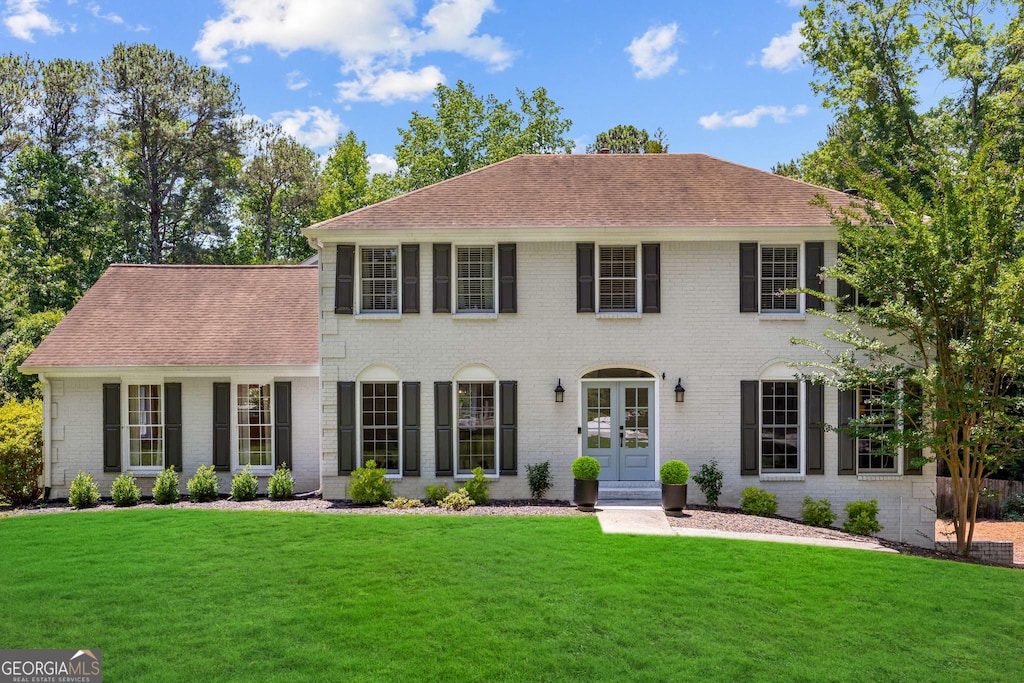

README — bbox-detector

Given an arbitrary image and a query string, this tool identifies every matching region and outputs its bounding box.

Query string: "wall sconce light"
[554,379,565,403]
[674,378,686,403]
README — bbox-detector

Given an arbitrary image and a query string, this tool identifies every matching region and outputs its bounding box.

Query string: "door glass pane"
[586,387,612,448]
[623,386,649,449]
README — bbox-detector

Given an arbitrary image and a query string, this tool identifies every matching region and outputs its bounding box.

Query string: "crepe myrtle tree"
[793,149,1024,556]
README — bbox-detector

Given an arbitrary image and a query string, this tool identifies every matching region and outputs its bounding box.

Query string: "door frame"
[577,366,661,481]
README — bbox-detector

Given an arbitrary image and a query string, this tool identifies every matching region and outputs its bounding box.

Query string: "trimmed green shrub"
[439,488,475,511]
[0,398,43,506]
[230,468,259,502]
[152,467,180,505]
[110,472,141,507]
[187,465,220,502]
[572,456,601,480]
[660,460,690,485]
[1002,492,1024,521]
[801,496,836,528]
[526,461,552,500]
[843,499,883,536]
[692,460,723,507]
[425,484,450,505]
[68,471,100,509]
[740,487,778,517]
[267,464,295,501]
[385,497,424,510]
[463,466,490,504]
[348,460,393,504]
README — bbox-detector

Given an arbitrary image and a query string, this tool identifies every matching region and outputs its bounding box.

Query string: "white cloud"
[194,0,513,102]
[697,104,809,130]
[625,23,680,80]
[760,21,804,71]
[4,0,62,41]
[86,2,121,24]
[337,65,444,104]
[368,153,398,176]
[268,106,344,149]
[286,70,309,91]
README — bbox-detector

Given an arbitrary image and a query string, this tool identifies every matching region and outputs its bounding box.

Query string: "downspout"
[37,372,51,500]
[899,495,904,544]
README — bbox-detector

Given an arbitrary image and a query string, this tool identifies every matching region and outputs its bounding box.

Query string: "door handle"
[619,426,624,447]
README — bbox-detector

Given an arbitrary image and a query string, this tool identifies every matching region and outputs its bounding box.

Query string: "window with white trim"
[456,246,494,313]
[237,384,272,467]
[128,384,163,467]
[598,245,638,312]
[857,385,897,472]
[360,246,399,313]
[457,382,496,474]
[361,382,399,473]
[760,245,800,312]
[761,380,800,472]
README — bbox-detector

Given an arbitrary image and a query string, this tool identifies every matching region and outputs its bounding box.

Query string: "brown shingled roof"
[308,153,854,231]
[21,265,319,369]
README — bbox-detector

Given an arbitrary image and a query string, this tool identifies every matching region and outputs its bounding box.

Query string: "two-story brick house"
[21,153,936,544]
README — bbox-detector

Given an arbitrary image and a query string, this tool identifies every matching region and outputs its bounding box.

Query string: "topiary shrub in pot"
[659,460,690,516]
[571,456,601,512]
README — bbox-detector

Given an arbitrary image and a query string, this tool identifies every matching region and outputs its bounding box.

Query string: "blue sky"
[4,0,826,174]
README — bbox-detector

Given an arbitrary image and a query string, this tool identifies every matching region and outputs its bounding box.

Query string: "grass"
[1,510,1023,682]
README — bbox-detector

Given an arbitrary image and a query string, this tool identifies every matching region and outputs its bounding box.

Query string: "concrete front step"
[599,480,661,501]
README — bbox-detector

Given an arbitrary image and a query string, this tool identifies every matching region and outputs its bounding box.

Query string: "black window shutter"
[401,244,420,314]
[498,243,517,313]
[806,382,824,474]
[740,380,759,474]
[836,244,855,310]
[433,244,451,313]
[338,381,356,475]
[102,383,121,472]
[838,389,857,474]
[642,243,661,313]
[213,382,231,471]
[434,381,453,476]
[903,382,923,475]
[164,383,182,472]
[274,382,292,469]
[334,244,355,315]
[402,382,421,476]
[805,241,825,311]
[739,243,758,312]
[499,380,517,475]
[576,243,595,313]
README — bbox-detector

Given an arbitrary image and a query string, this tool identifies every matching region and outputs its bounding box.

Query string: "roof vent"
[597,147,611,154]
[842,188,859,197]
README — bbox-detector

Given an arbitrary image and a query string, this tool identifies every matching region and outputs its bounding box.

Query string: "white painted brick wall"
[319,239,937,546]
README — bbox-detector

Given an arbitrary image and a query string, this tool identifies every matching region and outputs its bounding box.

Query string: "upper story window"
[857,386,897,472]
[128,384,163,468]
[238,383,272,468]
[456,246,495,313]
[598,245,638,312]
[360,247,399,313]
[760,245,800,312]
[761,380,800,473]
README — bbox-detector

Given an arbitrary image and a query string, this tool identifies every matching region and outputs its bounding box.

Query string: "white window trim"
[854,385,903,476]
[758,242,804,315]
[757,377,806,477]
[595,243,642,314]
[356,380,403,479]
[356,245,401,317]
[453,368,500,478]
[452,244,498,316]
[122,379,165,474]
[233,381,275,475]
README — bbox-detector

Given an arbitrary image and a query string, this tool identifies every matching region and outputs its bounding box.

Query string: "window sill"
[455,473,499,480]
[234,468,274,476]
[857,473,903,481]
[757,313,805,321]
[452,312,498,320]
[759,474,805,482]
[595,311,642,319]
[384,474,403,481]
[127,469,164,477]
[356,312,401,321]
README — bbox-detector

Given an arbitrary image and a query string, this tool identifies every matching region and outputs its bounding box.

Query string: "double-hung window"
[856,385,897,472]
[361,382,399,473]
[760,380,800,472]
[456,246,495,313]
[360,247,399,313]
[128,384,163,468]
[457,382,496,474]
[760,245,800,312]
[237,383,272,468]
[598,245,638,312]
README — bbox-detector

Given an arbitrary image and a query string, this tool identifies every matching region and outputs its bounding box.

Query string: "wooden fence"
[935,476,1024,519]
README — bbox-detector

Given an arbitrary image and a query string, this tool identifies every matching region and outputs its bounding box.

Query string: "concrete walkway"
[595,505,897,553]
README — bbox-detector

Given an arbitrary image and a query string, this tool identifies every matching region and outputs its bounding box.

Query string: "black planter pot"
[661,483,687,516]
[574,478,599,512]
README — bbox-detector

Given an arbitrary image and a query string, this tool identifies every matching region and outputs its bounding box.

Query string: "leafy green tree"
[31,58,98,158]
[319,131,370,219]
[393,81,574,191]
[100,43,248,263]
[0,54,35,167]
[586,124,669,154]
[0,310,64,400]
[236,125,319,263]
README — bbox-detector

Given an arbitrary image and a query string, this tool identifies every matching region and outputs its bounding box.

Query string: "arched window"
[453,364,498,475]
[357,365,401,473]
[759,363,801,474]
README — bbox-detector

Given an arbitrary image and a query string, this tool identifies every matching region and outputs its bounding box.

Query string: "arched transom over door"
[581,369,655,481]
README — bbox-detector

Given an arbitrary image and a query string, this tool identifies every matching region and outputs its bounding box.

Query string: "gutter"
[37,372,51,500]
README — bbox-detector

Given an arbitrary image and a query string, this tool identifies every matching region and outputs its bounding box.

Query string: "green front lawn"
[1,510,1022,682]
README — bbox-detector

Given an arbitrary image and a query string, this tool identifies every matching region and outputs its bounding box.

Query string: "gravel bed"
[666,506,878,542]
